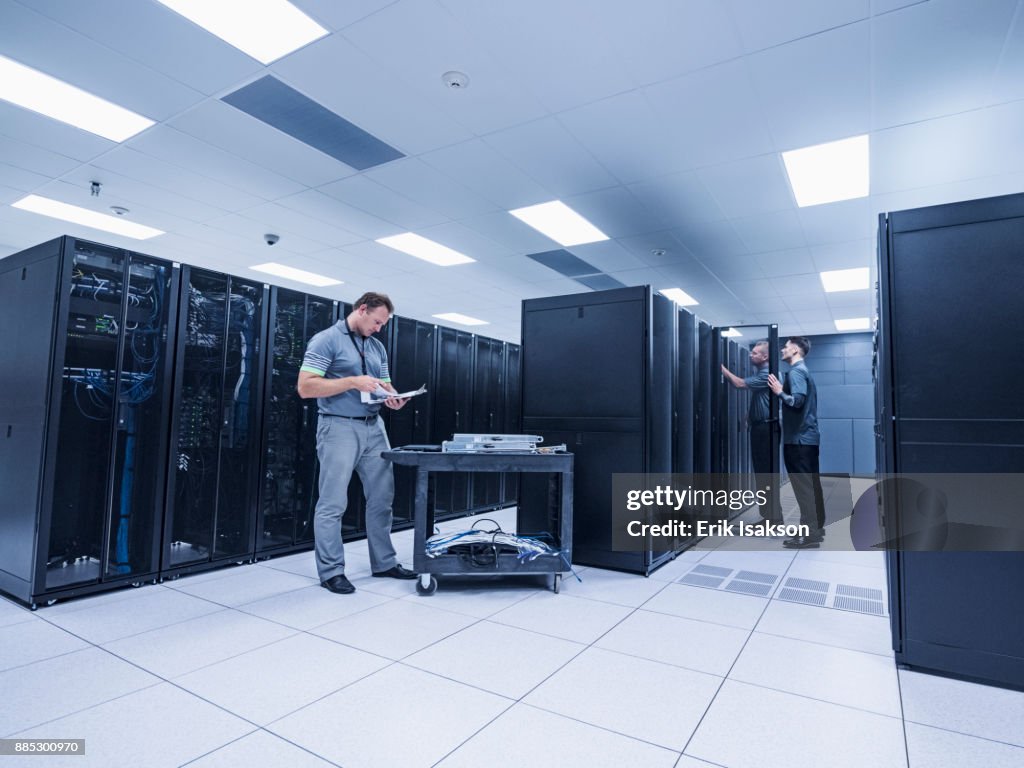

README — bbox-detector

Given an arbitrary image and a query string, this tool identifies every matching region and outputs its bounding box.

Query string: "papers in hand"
[360,383,427,404]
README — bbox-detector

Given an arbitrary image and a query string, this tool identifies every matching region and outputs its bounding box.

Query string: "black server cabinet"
[674,309,696,476]
[878,193,1024,690]
[470,337,506,510]
[503,343,522,503]
[521,286,678,574]
[256,288,337,556]
[694,321,713,476]
[0,237,177,607]
[386,316,435,527]
[432,326,475,520]
[163,268,268,575]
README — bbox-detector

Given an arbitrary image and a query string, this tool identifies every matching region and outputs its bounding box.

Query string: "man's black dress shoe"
[782,535,821,549]
[372,564,417,579]
[321,574,355,594]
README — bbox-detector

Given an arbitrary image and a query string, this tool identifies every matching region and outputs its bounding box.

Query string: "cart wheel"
[416,575,437,596]
[46,598,57,607]
[30,603,38,611]
[553,573,561,594]
[130,581,142,588]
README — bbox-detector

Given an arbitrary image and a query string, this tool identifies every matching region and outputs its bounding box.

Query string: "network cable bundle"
[441,433,565,453]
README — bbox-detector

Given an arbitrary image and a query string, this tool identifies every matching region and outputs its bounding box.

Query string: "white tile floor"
[2,507,1023,768]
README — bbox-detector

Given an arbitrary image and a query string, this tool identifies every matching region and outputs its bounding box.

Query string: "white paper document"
[360,383,427,404]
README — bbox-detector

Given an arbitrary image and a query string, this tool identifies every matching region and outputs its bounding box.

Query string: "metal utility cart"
[382,449,573,595]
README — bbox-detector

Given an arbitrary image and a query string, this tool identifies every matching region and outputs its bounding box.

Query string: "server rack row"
[0,236,519,607]
[876,192,1024,690]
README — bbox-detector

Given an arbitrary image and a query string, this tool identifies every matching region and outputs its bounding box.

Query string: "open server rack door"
[0,237,177,608]
[520,286,678,575]
[879,193,1024,690]
[256,287,337,557]
[431,326,475,520]
[386,316,435,528]
[163,267,267,576]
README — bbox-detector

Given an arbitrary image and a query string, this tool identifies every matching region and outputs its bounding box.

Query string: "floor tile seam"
[588,645,726,683]
[3,678,166,738]
[241,593,403,633]
[636,603,764,633]
[426,700,520,768]
[29,584,166,616]
[484,612,627,646]
[392,659,523,703]
[678,565,780,756]
[172,727,273,768]
[901,717,1024,751]
[675,750,730,768]
[722,673,905,721]
[126,627,306,679]
[516,700,689,755]
[0,644,96,676]
[38,601,227,646]
[201,580,322,610]
[0,616,42,629]
[743,625,901,662]
[896,661,912,767]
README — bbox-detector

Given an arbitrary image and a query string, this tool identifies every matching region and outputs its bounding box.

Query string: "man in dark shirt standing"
[721,340,782,524]
[768,337,826,548]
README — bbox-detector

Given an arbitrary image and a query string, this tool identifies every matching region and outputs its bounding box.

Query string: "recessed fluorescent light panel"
[12,195,164,240]
[509,201,609,247]
[820,267,870,293]
[782,134,869,207]
[0,55,154,142]
[835,317,871,331]
[433,312,489,327]
[250,262,341,287]
[721,328,742,338]
[376,233,475,266]
[155,0,328,64]
[660,287,699,307]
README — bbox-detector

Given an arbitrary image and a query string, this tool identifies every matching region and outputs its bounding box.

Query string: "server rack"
[878,193,1024,690]
[503,343,523,503]
[674,308,697,476]
[163,268,268,576]
[431,326,475,520]
[520,286,678,574]
[256,287,337,557]
[470,336,506,510]
[0,237,177,608]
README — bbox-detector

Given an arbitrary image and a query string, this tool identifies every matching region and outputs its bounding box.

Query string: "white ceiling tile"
[753,246,816,277]
[557,91,687,185]
[770,273,826,296]
[568,240,649,274]
[808,240,875,272]
[0,0,203,120]
[439,0,635,113]
[293,0,401,31]
[732,209,808,253]
[644,59,776,168]
[725,0,870,52]
[318,175,448,231]
[92,147,264,212]
[871,0,1018,128]
[276,190,396,240]
[421,140,550,210]
[703,254,767,281]
[307,248,409,280]
[459,210,569,256]
[616,231,697,264]
[0,136,81,178]
[127,126,306,201]
[697,154,794,218]
[627,172,727,229]
[991,2,1024,102]
[24,0,262,96]
[203,213,332,255]
[414,221,514,261]
[0,102,113,162]
[0,162,51,192]
[748,21,871,151]
[782,291,829,311]
[598,0,744,87]
[483,117,620,198]
[797,197,875,245]
[236,202,364,247]
[870,0,928,14]
[566,185,674,238]
[170,100,355,188]
[673,219,749,259]
[737,296,786,313]
[341,0,548,136]
[826,289,875,308]
[272,34,473,155]
[363,157,497,220]
[729,278,778,300]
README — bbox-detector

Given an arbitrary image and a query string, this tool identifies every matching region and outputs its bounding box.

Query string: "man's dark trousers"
[750,421,781,522]
[783,443,826,532]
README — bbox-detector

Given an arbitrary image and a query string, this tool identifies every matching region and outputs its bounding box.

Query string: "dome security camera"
[264,233,280,246]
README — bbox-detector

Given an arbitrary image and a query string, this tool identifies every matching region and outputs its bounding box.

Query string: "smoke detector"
[110,206,129,216]
[442,71,469,89]
[651,248,667,257]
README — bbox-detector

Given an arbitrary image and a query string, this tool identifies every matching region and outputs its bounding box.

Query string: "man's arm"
[767,371,806,409]
[296,371,381,399]
[721,365,746,389]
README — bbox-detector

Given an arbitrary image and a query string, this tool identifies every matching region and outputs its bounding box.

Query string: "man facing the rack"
[297,291,417,594]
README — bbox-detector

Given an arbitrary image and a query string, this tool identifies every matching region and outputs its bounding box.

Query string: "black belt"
[321,413,378,422]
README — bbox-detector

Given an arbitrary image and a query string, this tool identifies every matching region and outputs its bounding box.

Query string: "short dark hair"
[787,336,811,356]
[752,339,769,350]
[353,291,394,314]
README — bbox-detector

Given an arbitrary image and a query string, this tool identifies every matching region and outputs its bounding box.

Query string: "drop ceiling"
[1,0,1022,342]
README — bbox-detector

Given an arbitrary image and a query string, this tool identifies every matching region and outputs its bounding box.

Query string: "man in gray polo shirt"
[297,291,416,594]
[768,336,826,549]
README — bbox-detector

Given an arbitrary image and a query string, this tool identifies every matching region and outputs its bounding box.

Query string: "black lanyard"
[348,329,368,375]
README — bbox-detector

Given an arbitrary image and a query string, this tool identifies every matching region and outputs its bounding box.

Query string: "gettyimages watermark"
[610,473,1024,552]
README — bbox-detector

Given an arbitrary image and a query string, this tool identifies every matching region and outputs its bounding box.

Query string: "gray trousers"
[314,415,398,580]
